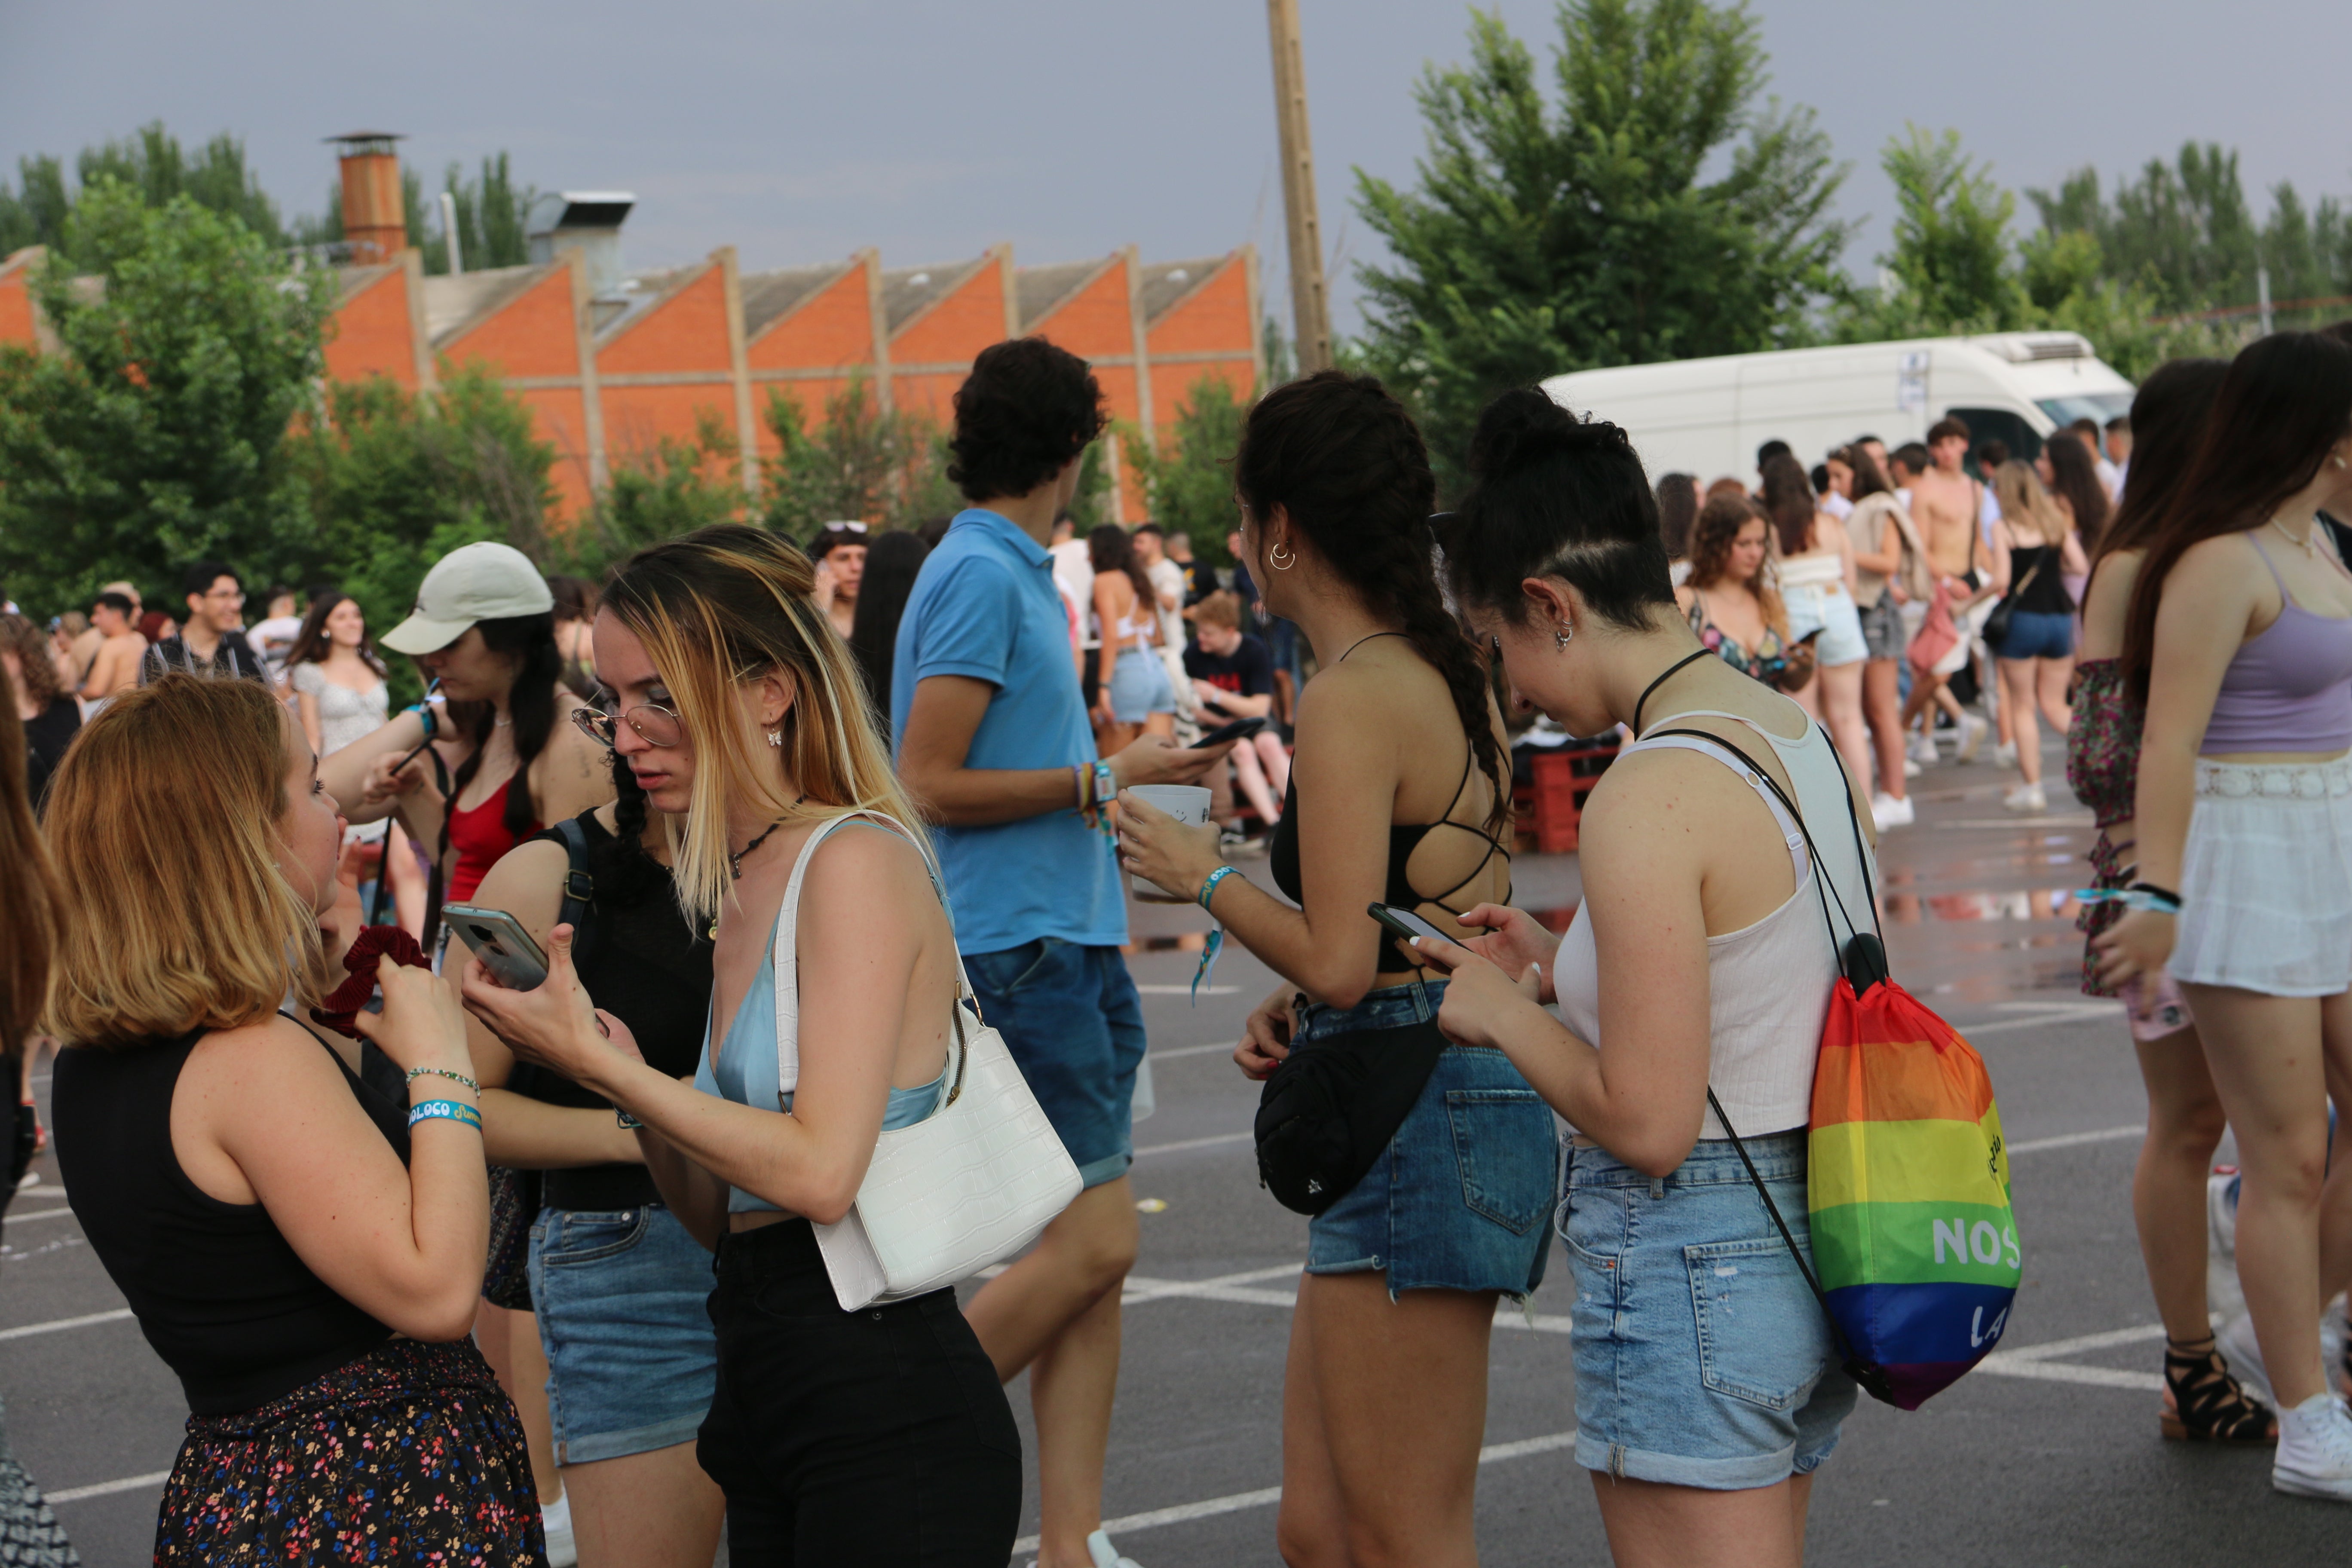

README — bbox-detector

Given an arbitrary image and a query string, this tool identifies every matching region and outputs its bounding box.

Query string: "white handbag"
[770,811,1083,1311]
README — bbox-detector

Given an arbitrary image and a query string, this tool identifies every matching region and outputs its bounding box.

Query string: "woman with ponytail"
[1405,388,1877,1566]
[1119,370,1551,1565]
[450,749,724,1567]
[458,524,1020,1566]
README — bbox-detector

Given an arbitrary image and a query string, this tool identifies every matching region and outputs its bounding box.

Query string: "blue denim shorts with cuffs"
[962,938,1146,1189]
[1561,1130,1857,1489]
[528,1202,718,1464]
[1302,979,1557,1300]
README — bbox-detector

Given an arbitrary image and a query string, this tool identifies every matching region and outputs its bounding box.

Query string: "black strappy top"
[1269,744,1512,972]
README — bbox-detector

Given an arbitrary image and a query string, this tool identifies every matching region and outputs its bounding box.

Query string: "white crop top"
[1550,710,1876,1141]
[1775,550,1847,592]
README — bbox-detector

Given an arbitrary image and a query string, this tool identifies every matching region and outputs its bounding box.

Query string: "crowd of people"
[1,322,2350,1566]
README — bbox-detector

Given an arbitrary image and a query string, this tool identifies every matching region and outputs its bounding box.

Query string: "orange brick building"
[0,150,1262,521]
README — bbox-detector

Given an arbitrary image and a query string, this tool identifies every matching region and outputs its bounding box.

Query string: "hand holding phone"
[1366,902,1464,950]
[1194,715,1268,749]
[444,904,551,991]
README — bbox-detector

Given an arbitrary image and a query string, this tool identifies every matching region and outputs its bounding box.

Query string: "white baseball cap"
[380,542,555,654]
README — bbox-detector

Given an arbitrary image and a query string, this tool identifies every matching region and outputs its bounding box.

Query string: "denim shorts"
[1561,1131,1856,1490]
[1856,595,1905,662]
[528,1203,719,1464]
[1302,980,1557,1299]
[1106,646,1175,723]
[1782,583,1869,668]
[1991,608,2075,662]
[963,939,1146,1188]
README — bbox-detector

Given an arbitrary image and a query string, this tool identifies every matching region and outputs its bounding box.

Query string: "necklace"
[729,820,786,881]
[2272,516,2324,560]
[1632,647,1717,736]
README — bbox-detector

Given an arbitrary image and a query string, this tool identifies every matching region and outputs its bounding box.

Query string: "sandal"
[2160,1335,2275,1444]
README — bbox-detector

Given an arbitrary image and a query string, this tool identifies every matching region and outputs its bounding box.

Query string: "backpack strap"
[551,816,598,972]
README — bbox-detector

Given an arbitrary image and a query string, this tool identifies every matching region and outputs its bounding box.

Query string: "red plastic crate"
[1527,742,1619,854]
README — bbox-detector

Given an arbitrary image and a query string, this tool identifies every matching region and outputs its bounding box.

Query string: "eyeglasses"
[573,702,683,750]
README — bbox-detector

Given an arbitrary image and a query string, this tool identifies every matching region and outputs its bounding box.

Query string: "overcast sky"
[3,0,2343,338]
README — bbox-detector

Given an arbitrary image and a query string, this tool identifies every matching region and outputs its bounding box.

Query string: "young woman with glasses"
[459,524,1021,1567]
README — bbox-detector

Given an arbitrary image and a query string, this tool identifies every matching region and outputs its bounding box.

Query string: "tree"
[1838,126,2028,338]
[550,410,748,584]
[759,378,955,539]
[1132,376,1247,567]
[1352,0,1849,487]
[2,124,284,263]
[289,364,559,704]
[0,183,334,615]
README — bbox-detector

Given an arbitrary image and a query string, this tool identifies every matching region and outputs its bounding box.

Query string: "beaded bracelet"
[408,1099,483,1131]
[406,1066,481,1093]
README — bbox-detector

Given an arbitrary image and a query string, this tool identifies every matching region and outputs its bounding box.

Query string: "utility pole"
[1266,0,1332,375]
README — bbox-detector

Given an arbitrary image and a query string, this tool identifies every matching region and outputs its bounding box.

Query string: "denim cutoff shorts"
[528,1203,719,1464]
[1781,583,1869,668]
[1990,609,2075,662]
[1106,646,1176,723]
[1302,980,1557,1300]
[1560,1130,1856,1490]
[963,939,1146,1189]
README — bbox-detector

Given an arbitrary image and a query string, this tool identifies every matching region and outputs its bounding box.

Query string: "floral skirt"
[155,1339,544,1567]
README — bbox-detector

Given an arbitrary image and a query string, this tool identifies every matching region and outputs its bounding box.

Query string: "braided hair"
[1235,370,1507,833]
[592,747,667,906]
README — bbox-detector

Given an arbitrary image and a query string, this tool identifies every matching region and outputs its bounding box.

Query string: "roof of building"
[881,256,992,335]
[419,263,559,347]
[1139,256,1232,325]
[1017,257,1112,333]
[740,260,858,341]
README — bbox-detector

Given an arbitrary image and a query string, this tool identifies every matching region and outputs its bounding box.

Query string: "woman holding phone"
[1404,389,1875,1568]
[450,754,726,1568]
[458,524,1020,1567]
[46,675,539,1563]
[1116,371,1547,1568]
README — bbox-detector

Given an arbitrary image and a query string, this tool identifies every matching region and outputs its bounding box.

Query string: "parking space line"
[2008,1125,2140,1155]
[3,1208,76,1225]
[1134,1131,1253,1158]
[1148,1041,1237,1062]
[46,1470,171,1506]
[0,1308,132,1342]
[1009,1428,1579,1554]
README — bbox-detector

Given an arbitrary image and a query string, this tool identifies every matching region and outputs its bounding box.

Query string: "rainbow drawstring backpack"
[1657,729,2023,1411]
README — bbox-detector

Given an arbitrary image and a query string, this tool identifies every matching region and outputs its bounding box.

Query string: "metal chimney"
[526,192,636,295]
[327,131,406,266]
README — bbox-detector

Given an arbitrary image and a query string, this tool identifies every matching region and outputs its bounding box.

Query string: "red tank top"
[446,775,542,902]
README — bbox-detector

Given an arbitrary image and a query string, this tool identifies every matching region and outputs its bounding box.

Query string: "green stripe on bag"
[1810,1199,2023,1288]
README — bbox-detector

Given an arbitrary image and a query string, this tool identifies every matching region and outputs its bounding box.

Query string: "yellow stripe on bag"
[1810,1116,2015,1213]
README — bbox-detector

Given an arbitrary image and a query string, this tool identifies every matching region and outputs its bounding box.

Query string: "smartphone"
[443,904,551,991]
[1195,715,1269,748]
[1366,901,1464,951]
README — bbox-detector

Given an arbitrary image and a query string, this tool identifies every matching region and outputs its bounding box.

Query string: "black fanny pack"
[1253,995,1449,1216]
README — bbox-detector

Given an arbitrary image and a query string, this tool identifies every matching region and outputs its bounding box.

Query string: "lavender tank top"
[2200,536,2352,755]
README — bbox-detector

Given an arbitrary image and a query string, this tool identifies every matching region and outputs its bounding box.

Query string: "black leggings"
[698,1219,1021,1567]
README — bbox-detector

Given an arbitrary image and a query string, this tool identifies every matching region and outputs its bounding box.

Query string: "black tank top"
[521,811,715,1211]
[53,1020,407,1415]
[2004,543,2075,616]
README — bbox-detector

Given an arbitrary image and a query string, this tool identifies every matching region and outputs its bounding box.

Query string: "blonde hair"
[44,675,322,1048]
[602,524,929,922]
[1995,459,2070,546]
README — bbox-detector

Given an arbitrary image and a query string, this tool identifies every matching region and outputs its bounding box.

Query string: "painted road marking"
[47,1470,171,1505]
[0,1308,132,1341]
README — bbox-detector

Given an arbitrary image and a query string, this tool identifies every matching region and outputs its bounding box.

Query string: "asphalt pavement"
[6,733,2343,1566]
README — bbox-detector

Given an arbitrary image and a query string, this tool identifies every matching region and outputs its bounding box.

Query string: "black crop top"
[2003,543,2076,616]
[1269,744,1511,973]
[518,811,714,1212]
[53,1020,408,1415]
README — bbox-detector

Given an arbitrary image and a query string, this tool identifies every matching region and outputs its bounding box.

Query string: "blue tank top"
[693,907,948,1215]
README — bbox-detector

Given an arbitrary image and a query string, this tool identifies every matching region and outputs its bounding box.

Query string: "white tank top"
[1551,710,1877,1140]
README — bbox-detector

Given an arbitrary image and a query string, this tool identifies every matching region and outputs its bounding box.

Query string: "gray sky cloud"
[3,0,2342,340]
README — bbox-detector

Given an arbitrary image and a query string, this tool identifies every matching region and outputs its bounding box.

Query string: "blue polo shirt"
[891,509,1125,954]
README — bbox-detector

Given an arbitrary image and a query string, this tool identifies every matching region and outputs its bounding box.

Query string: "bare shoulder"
[806,816,935,894]
[184,1014,345,1097]
[801,818,941,941]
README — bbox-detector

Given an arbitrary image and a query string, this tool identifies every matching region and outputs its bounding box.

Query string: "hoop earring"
[1554,621,1574,650]
[1268,543,1295,572]
[766,726,783,748]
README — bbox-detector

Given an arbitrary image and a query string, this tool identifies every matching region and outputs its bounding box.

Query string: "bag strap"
[771,810,974,1106]
[552,816,598,972]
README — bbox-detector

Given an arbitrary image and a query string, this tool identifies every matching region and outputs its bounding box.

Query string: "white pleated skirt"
[2174,754,2352,997]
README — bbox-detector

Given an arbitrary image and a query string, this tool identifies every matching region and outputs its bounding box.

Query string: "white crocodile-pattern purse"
[772,811,1082,1311]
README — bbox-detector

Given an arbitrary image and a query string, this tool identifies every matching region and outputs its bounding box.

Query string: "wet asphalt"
[5,732,2342,1566]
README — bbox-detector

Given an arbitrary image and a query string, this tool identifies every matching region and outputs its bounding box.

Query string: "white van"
[1540,331,2135,483]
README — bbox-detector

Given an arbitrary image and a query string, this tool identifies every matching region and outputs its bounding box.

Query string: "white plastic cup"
[1122,784,1214,903]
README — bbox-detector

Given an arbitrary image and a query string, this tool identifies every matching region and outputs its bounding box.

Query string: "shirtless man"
[67,581,139,686]
[1898,417,1997,760]
[78,592,146,706]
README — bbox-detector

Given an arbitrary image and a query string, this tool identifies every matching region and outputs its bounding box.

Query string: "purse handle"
[769,810,976,1109]
[1642,723,1896,1405]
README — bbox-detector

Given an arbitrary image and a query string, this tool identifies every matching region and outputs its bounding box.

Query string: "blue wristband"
[1197,865,1240,911]
[408,1098,482,1131]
